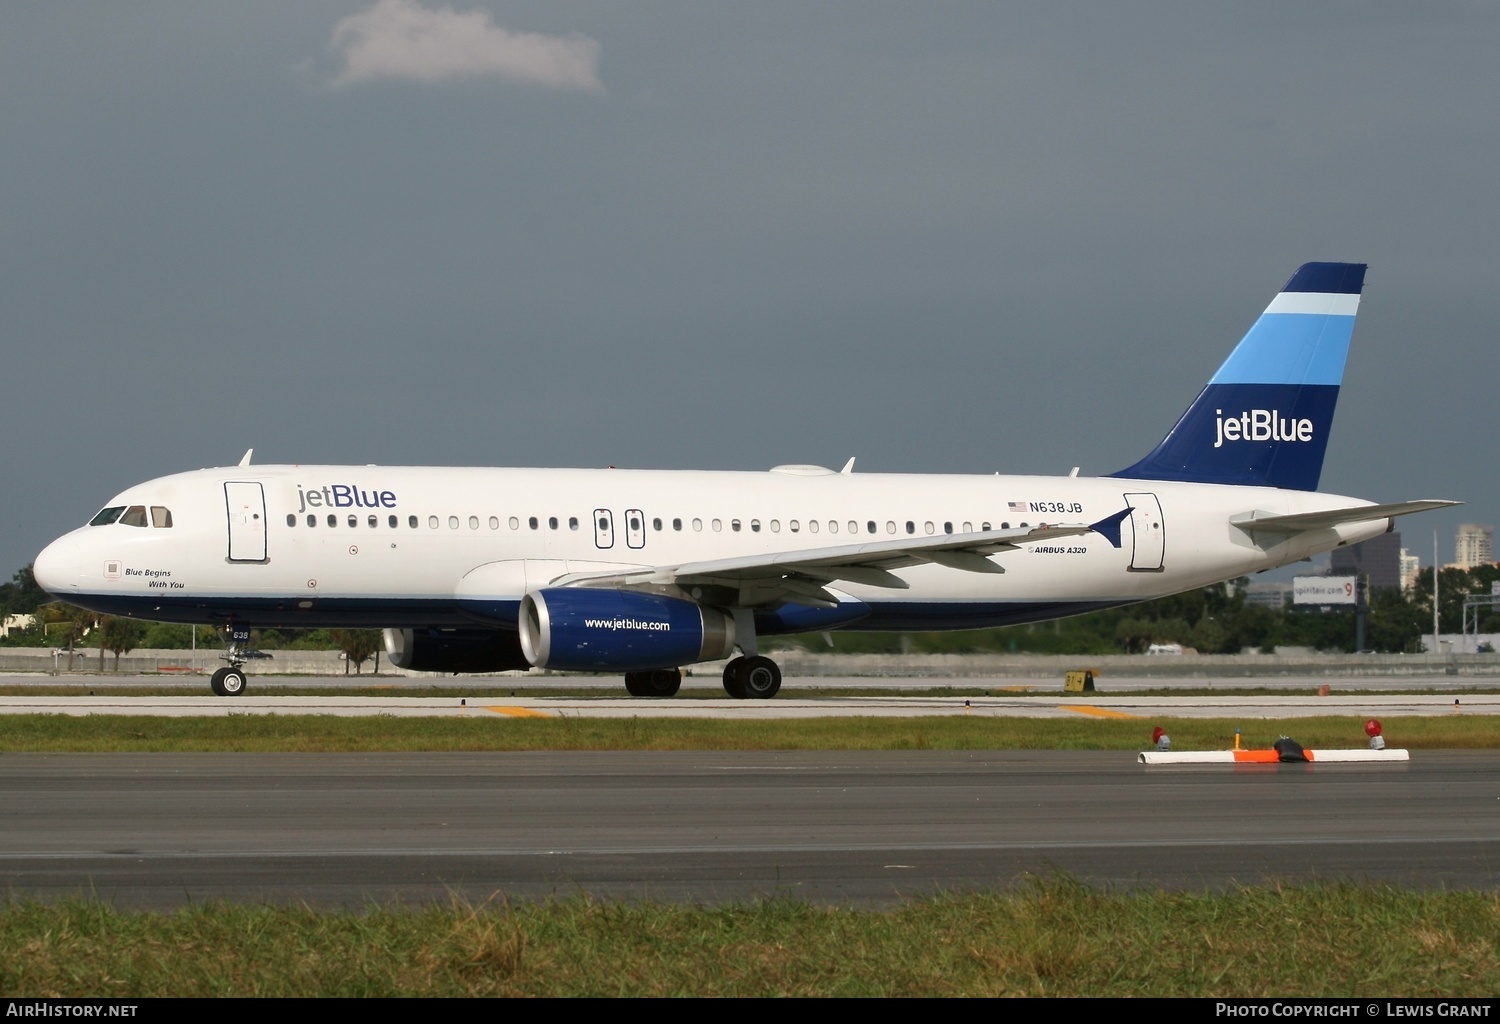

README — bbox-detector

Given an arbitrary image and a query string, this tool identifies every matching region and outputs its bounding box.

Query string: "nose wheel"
[210,626,252,696]
[210,666,248,696]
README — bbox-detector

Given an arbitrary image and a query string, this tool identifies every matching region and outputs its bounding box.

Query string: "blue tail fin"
[1110,262,1366,491]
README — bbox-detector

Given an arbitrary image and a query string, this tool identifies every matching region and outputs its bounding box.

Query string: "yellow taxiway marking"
[1059,704,1143,720]
[483,706,554,718]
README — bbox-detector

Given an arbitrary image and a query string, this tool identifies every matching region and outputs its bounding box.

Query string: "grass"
[3,881,1498,996]
[0,713,1495,752]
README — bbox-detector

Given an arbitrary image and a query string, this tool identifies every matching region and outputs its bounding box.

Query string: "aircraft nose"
[33,535,81,597]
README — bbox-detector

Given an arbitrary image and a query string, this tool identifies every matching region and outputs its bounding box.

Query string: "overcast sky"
[2,2,1495,578]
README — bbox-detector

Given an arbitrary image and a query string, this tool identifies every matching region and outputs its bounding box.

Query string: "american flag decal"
[1007,501,1027,514]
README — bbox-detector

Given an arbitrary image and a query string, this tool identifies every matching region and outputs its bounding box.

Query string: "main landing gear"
[722,656,781,700]
[623,668,683,697]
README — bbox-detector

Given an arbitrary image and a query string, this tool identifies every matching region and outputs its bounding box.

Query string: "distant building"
[1455,524,1494,569]
[1,613,34,638]
[1330,531,1403,590]
[1399,549,1422,593]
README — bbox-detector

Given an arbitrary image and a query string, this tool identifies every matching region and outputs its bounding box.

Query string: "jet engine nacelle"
[519,588,736,672]
[383,627,530,674]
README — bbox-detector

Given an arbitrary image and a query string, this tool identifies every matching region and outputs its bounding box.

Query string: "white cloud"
[328,0,602,91]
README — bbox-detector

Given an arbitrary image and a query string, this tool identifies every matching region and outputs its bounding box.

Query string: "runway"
[0,692,1492,719]
[1,751,1497,907]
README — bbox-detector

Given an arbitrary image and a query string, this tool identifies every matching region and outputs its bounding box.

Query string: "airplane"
[32,262,1457,698]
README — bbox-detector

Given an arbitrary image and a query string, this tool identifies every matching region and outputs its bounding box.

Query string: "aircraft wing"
[1230,499,1461,534]
[549,512,1130,608]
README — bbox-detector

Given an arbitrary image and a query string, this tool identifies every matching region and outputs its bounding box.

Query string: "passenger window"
[848,521,858,534]
[828,521,838,534]
[348,515,358,528]
[391,515,400,528]
[1001,522,1010,530]
[653,517,663,531]
[121,506,148,528]
[530,517,539,530]
[489,516,499,530]
[150,507,173,528]
[509,517,519,530]
[770,520,780,533]
[750,520,759,532]
[549,517,558,530]
[569,517,579,530]
[808,520,819,534]
[470,516,480,530]
[732,520,742,532]
[982,522,991,531]
[692,519,703,532]
[408,515,418,528]
[963,522,973,532]
[307,514,317,527]
[866,521,876,534]
[673,518,682,531]
[89,506,126,526]
[369,515,378,528]
[428,516,439,529]
[925,522,935,535]
[286,514,296,527]
[711,519,722,532]
[906,521,915,534]
[448,516,459,529]
[944,522,953,534]
[328,514,337,527]
[790,520,799,532]
[885,521,895,534]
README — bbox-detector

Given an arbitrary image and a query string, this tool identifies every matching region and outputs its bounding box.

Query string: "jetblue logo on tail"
[1110,262,1365,492]
[1213,409,1314,448]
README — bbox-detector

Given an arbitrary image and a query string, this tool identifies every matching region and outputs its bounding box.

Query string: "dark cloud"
[2,2,1494,574]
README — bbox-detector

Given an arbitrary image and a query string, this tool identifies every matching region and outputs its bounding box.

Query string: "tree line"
[5,561,1499,663]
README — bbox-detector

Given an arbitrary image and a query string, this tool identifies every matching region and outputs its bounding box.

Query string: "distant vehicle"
[1146,644,1185,656]
[33,263,1457,698]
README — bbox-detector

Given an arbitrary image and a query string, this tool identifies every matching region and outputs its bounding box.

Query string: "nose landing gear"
[209,626,252,697]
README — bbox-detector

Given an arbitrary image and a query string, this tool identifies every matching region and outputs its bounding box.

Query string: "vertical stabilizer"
[1110,262,1365,491]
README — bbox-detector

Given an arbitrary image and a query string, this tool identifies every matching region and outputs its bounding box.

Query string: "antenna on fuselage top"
[238,448,253,467]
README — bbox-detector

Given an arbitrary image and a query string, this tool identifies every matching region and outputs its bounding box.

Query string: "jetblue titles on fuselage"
[296,484,398,513]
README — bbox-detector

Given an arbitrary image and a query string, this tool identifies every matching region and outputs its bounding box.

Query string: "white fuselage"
[34,463,1388,633]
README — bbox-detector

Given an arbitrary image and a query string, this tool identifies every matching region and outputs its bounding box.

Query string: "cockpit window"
[150,506,173,528]
[119,506,149,528]
[89,506,126,526]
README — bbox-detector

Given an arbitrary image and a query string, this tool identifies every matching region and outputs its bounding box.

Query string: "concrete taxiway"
[0,692,1492,718]
[0,750,1495,907]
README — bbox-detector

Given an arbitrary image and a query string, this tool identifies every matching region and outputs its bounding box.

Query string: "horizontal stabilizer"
[1230,499,1461,534]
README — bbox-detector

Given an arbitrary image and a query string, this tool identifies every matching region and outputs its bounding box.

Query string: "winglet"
[238,448,254,467]
[1090,507,1133,549]
[840,457,856,474]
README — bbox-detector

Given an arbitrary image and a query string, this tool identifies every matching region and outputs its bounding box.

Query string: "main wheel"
[624,671,647,697]
[219,667,248,696]
[209,667,228,696]
[740,656,781,699]
[722,658,746,699]
[644,668,682,697]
